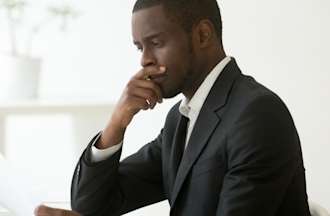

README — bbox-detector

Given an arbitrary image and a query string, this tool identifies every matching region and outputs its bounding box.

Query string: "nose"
[140,48,156,67]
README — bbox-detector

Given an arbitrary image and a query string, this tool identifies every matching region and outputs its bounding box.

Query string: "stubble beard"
[162,40,195,99]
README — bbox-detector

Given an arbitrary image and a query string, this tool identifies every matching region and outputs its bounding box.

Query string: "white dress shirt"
[91,56,232,162]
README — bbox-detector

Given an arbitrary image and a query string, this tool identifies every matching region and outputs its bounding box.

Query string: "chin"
[162,88,181,99]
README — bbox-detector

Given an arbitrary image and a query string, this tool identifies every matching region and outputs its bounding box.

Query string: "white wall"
[0,0,329,214]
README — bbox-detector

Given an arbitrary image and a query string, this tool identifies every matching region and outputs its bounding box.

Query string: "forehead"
[132,5,179,40]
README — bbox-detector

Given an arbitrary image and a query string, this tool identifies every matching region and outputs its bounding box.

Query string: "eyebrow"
[133,31,165,45]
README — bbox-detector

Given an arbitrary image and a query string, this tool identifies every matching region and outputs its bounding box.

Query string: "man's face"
[132,5,195,98]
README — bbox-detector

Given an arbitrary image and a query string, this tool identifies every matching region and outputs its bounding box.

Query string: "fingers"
[131,88,157,108]
[128,95,152,111]
[127,80,162,106]
[133,65,166,80]
[111,65,166,128]
[126,67,165,110]
[34,205,80,216]
[135,79,163,103]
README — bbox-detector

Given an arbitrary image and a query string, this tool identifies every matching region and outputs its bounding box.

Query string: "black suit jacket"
[71,59,311,215]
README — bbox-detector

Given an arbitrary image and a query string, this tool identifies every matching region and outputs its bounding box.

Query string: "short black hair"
[133,0,223,41]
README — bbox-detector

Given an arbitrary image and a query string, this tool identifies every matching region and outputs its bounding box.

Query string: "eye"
[151,39,162,47]
[136,46,143,52]
[151,41,159,46]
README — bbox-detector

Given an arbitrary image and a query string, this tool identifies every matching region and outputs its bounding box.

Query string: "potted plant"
[0,0,78,101]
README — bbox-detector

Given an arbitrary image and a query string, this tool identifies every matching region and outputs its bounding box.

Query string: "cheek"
[154,41,192,82]
[157,47,189,70]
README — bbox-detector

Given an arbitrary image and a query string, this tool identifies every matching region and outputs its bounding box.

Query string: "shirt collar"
[179,56,232,119]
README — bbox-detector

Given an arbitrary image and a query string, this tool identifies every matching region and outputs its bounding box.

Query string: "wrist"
[96,120,126,149]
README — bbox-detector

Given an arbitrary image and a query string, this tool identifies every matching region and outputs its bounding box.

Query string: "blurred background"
[0,0,329,215]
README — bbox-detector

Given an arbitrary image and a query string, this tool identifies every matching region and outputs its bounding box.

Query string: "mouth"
[149,73,167,84]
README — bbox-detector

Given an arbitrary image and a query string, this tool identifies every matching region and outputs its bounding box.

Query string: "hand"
[112,65,166,127]
[34,205,80,216]
[96,65,166,149]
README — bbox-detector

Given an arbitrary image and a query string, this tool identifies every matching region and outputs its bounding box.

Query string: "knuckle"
[145,91,153,100]
[125,86,135,95]
[149,81,157,89]
[150,83,161,94]
[126,80,134,88]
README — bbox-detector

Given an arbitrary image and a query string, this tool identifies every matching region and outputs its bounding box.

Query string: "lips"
[150,73,167,84]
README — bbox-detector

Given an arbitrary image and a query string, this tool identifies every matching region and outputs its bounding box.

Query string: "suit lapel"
[170,58,242,208]
[169,114,188,190]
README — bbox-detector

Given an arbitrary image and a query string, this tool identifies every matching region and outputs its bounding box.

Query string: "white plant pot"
[0,55,41,101]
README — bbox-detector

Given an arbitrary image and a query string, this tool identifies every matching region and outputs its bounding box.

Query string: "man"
[35,0,311,215]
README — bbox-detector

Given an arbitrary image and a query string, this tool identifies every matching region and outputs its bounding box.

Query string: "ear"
[194,19,214,48]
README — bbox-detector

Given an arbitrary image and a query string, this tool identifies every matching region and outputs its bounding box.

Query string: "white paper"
[0,155,40,216]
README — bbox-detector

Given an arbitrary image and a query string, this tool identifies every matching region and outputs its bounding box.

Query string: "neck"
[183,49,226,100]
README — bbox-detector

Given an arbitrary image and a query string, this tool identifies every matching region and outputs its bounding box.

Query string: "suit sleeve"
[71,130,166,216]
[216,94,304,215]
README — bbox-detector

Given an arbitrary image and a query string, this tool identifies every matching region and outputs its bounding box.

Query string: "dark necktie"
[172,115,189,176]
